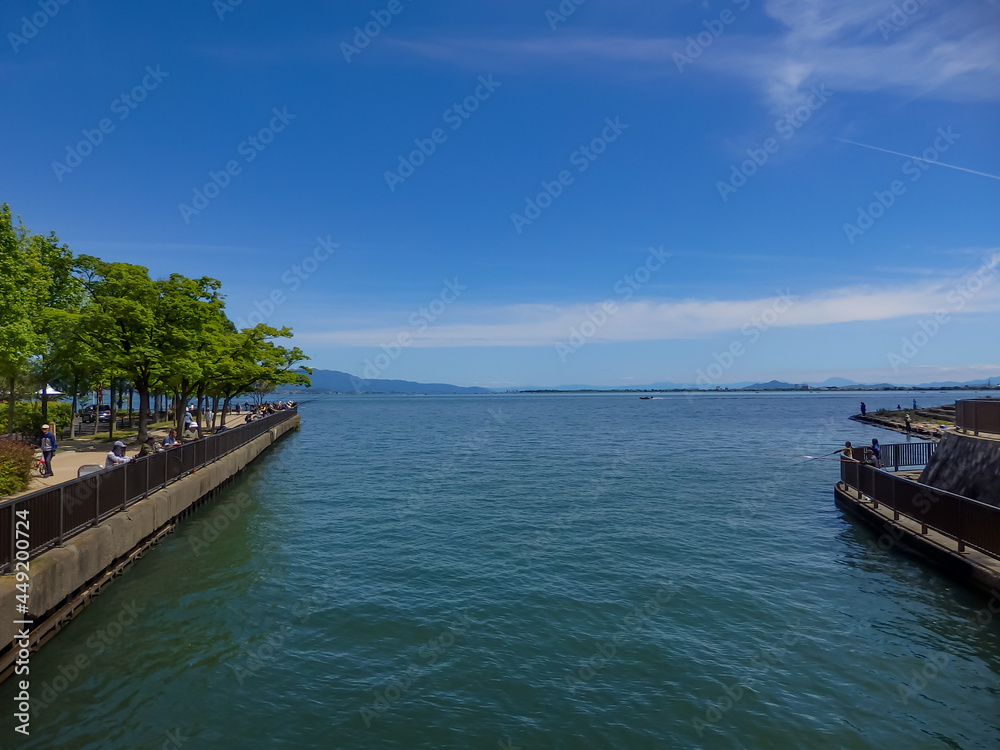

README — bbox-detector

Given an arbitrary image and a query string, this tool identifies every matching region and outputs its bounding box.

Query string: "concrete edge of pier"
[0,414,300,673]
[833,482,1000,596]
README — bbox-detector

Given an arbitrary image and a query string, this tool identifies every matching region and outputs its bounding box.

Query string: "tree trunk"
[108,380,116,441]
[136,384,151,444]
[70,376,78,439]
[196,388,206,437]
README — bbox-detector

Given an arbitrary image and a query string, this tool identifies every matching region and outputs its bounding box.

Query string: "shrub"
[0,401,73,436]
[0,439,35,496]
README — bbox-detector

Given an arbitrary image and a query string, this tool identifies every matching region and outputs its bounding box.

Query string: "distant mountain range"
[519,376,1000,391]
[280,369,492,394]
[279,370,1000,394]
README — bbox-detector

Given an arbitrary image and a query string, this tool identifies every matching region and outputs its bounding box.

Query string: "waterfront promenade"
[0,409,300,681]
[836,399,1000,596]
[8,415,229,499]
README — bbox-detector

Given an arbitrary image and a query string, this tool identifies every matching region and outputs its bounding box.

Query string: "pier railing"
[0,408,297,574]
[956,399,1000,436]
[840,460,1000,559]
[878,441,936,471]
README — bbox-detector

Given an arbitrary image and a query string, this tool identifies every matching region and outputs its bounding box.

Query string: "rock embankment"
[849,404,955,442]
[919,431,1000,507]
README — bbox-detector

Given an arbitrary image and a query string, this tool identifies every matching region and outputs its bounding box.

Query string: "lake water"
[5,391,1000,749]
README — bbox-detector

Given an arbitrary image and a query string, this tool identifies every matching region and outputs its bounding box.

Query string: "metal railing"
[0,409,297,574]
[877,441,936,471]
[840,460,1000,559]
[956,399,1000,436]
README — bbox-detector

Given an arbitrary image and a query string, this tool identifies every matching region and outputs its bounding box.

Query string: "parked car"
[81,405,112,423]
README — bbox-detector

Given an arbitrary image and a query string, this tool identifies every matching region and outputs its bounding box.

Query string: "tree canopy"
[0,203,312,440]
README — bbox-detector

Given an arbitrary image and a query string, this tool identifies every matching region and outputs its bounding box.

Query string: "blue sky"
[3,0,999,387]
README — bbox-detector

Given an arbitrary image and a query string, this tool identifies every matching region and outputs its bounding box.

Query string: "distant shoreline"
[276,386,1000,396]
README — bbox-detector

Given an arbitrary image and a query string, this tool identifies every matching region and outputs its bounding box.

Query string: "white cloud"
[388,0,1000,109]
[296,256,1000,347]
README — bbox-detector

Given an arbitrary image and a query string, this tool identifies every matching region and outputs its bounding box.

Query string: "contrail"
[835,138,1000,181]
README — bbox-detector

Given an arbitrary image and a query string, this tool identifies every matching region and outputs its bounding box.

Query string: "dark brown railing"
[956,399,1000,436]
[840,460,1000,559]
[0,409,297,574]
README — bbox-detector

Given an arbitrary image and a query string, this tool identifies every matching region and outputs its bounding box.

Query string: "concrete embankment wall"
[919,431,1000,507]
[0,415,299,654]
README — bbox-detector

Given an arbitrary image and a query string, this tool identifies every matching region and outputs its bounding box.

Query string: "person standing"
[39,423,57,477]
[838,441,854,461]
[913,398,918,410]
[905,413,912,434]
[860,402,866,416]
[870,439,881,468]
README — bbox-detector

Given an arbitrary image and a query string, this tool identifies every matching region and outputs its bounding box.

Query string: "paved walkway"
[8,412,230,499]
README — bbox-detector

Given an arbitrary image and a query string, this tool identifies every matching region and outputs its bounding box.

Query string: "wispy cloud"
[387,0,1000,109]
[297,260,1000,347]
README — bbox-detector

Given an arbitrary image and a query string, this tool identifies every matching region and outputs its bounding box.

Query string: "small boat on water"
[639,396,653,400]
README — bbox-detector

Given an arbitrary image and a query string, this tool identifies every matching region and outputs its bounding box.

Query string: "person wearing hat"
[105,440,134,468]
[137,436,163,457]
[39,423,57,477]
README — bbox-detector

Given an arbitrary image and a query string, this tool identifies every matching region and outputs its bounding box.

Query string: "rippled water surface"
[5,392,1000,749]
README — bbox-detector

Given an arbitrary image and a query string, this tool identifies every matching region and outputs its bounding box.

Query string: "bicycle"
[34,454,48,477]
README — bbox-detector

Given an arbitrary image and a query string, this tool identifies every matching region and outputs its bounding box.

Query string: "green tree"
[29,229,84,425]
[208,324,311,426]
[0,205,48,433]
[74,257,160,442]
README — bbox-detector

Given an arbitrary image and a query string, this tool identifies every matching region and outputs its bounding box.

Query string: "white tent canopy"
[35,384,63,396]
